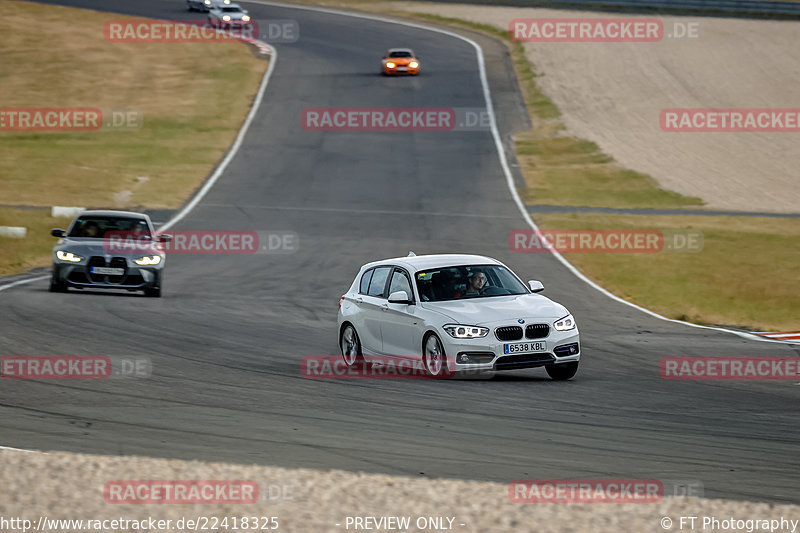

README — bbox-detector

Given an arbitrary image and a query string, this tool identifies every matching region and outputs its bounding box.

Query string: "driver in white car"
[463,270,487,296]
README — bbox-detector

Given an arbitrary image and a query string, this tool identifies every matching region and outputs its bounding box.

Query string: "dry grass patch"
[0,0,267,209]
[535,213,800,331]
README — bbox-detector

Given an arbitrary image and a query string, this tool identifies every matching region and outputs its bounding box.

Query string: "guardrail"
[419,0,800,18]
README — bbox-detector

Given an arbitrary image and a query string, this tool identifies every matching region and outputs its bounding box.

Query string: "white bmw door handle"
[356,297,363,303]
[380,304,389,311]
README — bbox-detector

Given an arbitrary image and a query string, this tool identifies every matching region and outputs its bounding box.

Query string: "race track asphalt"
[3,0,799,504]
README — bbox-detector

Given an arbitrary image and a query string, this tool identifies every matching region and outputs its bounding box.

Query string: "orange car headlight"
[385,62,396,68]
[409,61,419,68]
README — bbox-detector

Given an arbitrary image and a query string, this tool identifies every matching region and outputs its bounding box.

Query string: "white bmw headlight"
[241,15,250,21]
[443,324,489,339]
[56,250,82,263]
[134,255,162,266]
[554,314,576,331]
[223,15,231,21]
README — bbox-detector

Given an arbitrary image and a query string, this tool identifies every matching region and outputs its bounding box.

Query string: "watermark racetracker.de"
[660,357,800,380]
[104,480,258,504]
[300,355,492,380]
[509,18,700,42]
[0,107,142,132]
[661,108,800,132]
[303,355,453,379]
[104,230,298,255]
[0,356,151,379]
[301,107,493,131]
[509,229,703,253]
[104,19,299,44]
[509,479,704,503]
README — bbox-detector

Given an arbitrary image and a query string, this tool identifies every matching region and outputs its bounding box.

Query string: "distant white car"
[208,3,251,26]
[337,254,581,379]
[186,0,230,12]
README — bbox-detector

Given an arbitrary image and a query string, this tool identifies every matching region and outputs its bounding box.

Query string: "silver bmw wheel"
[423,334,445,377]
[340,325,362,366]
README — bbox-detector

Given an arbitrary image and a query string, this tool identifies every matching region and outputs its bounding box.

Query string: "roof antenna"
[407,251,416,257]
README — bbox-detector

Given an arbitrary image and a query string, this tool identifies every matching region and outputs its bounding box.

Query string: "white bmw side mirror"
[528,280,544,293]
[388,290,412,304]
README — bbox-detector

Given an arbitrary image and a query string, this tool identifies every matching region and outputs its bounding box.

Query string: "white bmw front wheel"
[423,333,446,377]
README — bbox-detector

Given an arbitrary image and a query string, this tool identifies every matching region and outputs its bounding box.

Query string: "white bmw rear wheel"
[340,325,362,366]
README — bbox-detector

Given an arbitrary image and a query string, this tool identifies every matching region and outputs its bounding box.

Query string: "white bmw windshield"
[415,264,528,302]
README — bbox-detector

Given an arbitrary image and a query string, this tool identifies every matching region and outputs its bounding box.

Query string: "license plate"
[504,341,546,354]
[396,66,407,71]
[91,267,124,276]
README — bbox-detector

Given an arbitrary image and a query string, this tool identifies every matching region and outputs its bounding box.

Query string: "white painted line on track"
[0,445,44,453]
[159,41,276,232]
[0,275,49,292]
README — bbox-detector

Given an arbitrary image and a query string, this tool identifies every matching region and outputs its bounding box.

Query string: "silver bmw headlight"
[56,250,83,263]
[443,324,489,339]
[134,255,162,266]
[554,314,576,331]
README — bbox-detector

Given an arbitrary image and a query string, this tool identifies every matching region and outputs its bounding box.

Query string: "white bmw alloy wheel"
[340,325,361,366]
[423,334,445,376]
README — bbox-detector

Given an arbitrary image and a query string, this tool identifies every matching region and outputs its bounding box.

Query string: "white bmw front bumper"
[438,320,580,373]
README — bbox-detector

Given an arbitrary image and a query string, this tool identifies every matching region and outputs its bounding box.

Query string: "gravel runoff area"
[390,2,800,214]
[2,450,799,532]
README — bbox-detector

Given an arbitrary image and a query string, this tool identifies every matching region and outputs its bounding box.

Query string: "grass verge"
[0,209,71,277]
[534,213,800,331]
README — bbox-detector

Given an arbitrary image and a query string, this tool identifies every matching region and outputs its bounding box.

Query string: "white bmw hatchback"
[337,254,581,380]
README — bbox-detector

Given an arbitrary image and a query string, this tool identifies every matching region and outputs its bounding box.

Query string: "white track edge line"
[0,445,44,453]
[159,43,277,231]
[0,274,49,292]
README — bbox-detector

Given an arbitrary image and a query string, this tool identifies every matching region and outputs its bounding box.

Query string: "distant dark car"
[50,210,170,297]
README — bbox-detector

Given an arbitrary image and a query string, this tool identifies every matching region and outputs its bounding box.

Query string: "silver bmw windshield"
[67,216,151,239]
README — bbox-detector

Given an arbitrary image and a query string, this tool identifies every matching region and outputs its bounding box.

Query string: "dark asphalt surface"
[3,0,799,505]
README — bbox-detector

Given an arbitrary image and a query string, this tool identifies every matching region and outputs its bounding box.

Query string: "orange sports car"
[381,48,420,76]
